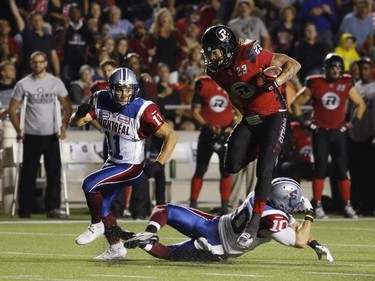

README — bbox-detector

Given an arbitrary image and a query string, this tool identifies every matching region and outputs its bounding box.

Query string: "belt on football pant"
[245,114,263,125]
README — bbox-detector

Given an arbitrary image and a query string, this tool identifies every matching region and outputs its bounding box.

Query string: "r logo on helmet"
[216,28,231,42]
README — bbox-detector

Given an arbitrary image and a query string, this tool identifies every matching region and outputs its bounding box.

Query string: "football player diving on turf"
[122,177,333,262]
[69,67,177,260]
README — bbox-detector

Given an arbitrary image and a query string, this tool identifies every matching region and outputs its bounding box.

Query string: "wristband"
[304,214,314,222]
[296,115,305,126]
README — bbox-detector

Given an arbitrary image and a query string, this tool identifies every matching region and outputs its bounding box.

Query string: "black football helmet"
[323,53,344,79]
[200,25,239,72]
[108,67,140,106]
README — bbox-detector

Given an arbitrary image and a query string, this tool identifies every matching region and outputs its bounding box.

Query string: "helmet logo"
[216,27,231,42]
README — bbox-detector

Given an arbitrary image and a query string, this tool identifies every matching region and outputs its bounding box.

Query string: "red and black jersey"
[192,76,235,127]
[207,40,286,116]
[306,74,354,129]
[290,121,313,163]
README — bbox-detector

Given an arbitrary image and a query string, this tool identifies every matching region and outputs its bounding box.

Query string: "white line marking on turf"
[0,276,97,281]
[306,271,375,277]
[203,273,272,278]
[0,251,91,258]
[0,231,74,236]
[91,274,157,279]
[315,226,375,232]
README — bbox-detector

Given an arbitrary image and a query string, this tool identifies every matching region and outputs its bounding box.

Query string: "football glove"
[76,103,93,118]
[299,197,314,213]
[144,161,163,178]
[315,245,334,262]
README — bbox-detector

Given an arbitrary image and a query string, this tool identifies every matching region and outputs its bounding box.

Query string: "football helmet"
[108,67,140,106]
[323,53,344,79]
[200,25,239,72]
[269,177,303,214]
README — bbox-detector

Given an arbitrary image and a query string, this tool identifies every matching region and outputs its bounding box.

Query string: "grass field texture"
[0,214,374,281]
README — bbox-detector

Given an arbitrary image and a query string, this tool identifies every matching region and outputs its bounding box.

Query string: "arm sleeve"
[139,103,165,138]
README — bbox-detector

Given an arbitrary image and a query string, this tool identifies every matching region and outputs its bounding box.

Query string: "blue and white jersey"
[91,90,164,164]
[218,192,296,256]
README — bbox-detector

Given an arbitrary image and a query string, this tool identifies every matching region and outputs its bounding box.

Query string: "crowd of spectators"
[0,0,374,216]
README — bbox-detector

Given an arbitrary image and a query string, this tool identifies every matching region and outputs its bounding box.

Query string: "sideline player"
[123,177,333,262]
[290,53,365,219]
[69,67,177,259]
[200,24,301,248]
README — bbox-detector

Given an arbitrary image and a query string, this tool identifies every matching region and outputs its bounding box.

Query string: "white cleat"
[75,222,105,245]
[344,205,358,219]
[236,232,254,249]
[94,243,127,260]
[315,207,328,219]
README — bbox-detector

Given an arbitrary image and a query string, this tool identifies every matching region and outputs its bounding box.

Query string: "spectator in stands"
[339,0,373,55]
[175,4,201,36]
[113,35,130,67]
[128,20,152,70]
[183,20,201,51]
[49,0,88,33]
[290,53,366,219]
[86,1,104,30]
[189,75,241,215]
[348,56,375,216]
[334,33,361,71]
[104,5,133,38]
[299,0,337,52]
[349,60,361,82]
[90,47,111,81]
[0,19,19,62]
[69,64,94,105]
[0,41,18,66]
[228,0,271,50]
[0,61,16,110]
[148,8,188,79]
[58,4,94,85]
[155,62,182,129]
[8,51,72,218]
[199,0,221,32]
[101,36,116,60]
[268,5,300,57]
[295,22,328,82]
[9,0,60,77]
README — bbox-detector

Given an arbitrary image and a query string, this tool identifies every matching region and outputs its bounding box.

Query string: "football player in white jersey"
[123,177,333,262]
[69,67,178,260]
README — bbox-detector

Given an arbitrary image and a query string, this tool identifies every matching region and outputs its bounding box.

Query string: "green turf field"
[0,213,374,281]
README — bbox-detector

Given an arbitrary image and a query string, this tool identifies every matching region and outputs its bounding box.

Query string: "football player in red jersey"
[199,24,301,248]
[290,53,366,219]
[189,75,241,215]
[122,177,333,263]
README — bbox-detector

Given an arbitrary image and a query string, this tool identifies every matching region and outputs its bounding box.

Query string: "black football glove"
[76,103,93,118]
[144,161,163,178]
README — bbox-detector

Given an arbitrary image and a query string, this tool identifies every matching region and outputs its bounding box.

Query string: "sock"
[85,192,102,224]
[190,177,203,201]
[102,211,119,244]
[220,176,232,201]
[146,243,170,260]
[147,204,168,230]
[312,178,325,202]
[338,179,351,201]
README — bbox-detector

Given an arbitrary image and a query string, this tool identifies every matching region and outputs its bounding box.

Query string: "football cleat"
[75,221,105,245]
[94,243,127,260]
[315,207,328,219]
[315,245,334,262]
[344,205,358,219]
[236,232,254,249]
[124,232,159,249]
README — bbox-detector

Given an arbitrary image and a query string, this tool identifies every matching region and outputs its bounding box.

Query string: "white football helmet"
[269,177,303,214]
[108,67,140,106]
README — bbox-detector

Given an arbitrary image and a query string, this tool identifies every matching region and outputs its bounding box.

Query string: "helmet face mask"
[201,25,239,72]
[108,68,140,107]
[269,177,303,214]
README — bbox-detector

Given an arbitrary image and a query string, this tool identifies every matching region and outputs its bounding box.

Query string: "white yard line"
[0,275,98,281]
[305,271,375,277]
[91,274,158,279]
[203,273,272,278]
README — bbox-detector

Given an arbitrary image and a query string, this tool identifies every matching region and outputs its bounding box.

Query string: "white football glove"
[299,196,314,213]
[315,245,334,262]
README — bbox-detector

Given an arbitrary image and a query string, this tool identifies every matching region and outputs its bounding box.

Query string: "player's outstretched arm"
[69,103,94,128]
